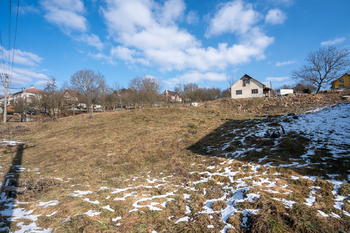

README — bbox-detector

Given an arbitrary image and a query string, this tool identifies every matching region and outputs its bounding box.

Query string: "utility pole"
[2,74,8,124]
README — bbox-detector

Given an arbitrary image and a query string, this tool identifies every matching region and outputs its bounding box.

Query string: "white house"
[231,74,272,99]
[12,85,43,103]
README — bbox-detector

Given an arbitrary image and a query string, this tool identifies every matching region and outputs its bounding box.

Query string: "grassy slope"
[1,92,350,232]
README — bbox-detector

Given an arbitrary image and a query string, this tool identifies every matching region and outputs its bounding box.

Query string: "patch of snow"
[328,180,347,195]
[185,205,191,214]
[279,162,299,167]
[264,189,279,194]
[160,198,174,207]
[83,210,100,217]
[330,212,341,218]
[272,198,296,208]
[114,191,137,201]
[112,216,122,222]
[334,202,343,210]
[175,216,189,224]
[83,198,100,205]
[35,200,59,208]
[101,205,115,212]
[318,210,329,217]
[46,211,57,217]
[67,190,93,197]
[304,196,316,207]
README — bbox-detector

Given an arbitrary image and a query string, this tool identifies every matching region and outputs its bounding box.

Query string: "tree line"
[13,69,231,119]
[14,45,350,119]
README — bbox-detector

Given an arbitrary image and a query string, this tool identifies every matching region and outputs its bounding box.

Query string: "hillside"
[0,91,350,232]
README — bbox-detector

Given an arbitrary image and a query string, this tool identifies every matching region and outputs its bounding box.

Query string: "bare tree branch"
[292,46,350,93]
[70,69,106,118]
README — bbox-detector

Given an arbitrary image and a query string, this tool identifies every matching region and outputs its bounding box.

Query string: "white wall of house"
[231,79,264,99]
[13,92,37,103]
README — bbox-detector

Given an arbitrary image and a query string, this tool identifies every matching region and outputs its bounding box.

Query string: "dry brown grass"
[0,124,31,138]
[1,94,350,232]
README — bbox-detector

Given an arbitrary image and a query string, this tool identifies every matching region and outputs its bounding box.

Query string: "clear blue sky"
[0,0,349,95]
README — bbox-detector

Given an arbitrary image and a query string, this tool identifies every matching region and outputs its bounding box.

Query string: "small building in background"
[331,73,350,90]
[162,89,182,102]
[293,83,306,93]
[230,74,273,99]
[277,89,294,95]
[12,85,43,103]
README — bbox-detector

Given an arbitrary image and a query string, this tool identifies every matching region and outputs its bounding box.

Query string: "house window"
[340,79,344,83]
[243,79,250,87]
[339,85,344,88]
[252,89,258,94]
[236,90,242,95]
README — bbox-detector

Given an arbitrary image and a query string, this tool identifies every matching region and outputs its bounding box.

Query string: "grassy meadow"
[1,91,350,232]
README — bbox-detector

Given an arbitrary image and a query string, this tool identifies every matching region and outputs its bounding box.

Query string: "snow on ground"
[0,104,349,232]
[1,155,349,232]
[255,103,350,159]
[0,140,24,147]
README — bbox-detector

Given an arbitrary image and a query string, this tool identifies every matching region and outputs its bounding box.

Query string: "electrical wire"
[11,0,20,76]
[0,30,5,74]
[8,86,24,90]
[8,0,11,75]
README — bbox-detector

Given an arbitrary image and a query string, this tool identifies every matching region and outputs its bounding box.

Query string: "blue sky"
[0,0,349,95]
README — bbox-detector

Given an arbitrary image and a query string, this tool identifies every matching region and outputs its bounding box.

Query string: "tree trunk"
[316,85,321,93]
[90,107,93,118]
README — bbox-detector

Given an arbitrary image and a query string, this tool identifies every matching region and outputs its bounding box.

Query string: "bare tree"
[129,75,162,107]
[143,76,162,107]
[184,83,199,104]
[279,84,292,89]
[14,97,26,122]
[43,77,62,119]
[292,45,350,93]
[175,83,185,103]
[222,88,231,98]
[227,75,235,87]
[70,69,106,118]
[29,94,43,120]
[176,83,211,103]
[98,84,112,111]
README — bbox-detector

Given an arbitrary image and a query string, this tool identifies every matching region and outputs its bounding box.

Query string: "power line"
[8,86,24,90]
[8,0,11,75]
[11,0,20,76]
[0,30,5,74]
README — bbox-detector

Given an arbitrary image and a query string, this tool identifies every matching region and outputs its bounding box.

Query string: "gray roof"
[235,74,272,89]
[261,81,272,89]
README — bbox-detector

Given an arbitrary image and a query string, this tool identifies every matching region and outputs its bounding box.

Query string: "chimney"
[30,85,34,89]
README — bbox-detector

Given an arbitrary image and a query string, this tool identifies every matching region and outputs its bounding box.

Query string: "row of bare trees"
[175,83,230,103]
[12,45,350,119]
[13,69,233,119]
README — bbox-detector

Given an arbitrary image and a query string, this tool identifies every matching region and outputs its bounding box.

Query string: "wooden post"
[3,74,8,124]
